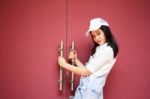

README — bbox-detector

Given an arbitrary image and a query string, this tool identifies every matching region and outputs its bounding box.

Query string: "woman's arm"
[74,58,85,68]
[58,57,92,76]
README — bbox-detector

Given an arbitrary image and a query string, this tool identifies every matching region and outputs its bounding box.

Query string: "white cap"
[86,18,109,36]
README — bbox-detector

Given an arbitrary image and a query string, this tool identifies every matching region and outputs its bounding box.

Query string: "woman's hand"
[68,50,77,60]
[58,57,67,67]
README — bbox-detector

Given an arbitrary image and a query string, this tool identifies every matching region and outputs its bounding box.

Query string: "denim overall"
[73,75,107,99]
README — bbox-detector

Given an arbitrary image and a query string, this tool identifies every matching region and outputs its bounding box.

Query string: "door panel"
[67,0,150,99]
[0,0,67,99]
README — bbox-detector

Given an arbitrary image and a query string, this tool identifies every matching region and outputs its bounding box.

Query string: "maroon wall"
[103,0,150,99]
[0,0,150,99]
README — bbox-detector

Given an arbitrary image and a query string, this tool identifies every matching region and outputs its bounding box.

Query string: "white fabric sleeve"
[86,47,114,73]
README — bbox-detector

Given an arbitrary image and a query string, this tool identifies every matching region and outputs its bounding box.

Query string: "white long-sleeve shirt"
[86,43,116,77]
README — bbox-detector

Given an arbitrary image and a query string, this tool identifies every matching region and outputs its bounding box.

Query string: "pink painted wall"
[103,0,150,99]
[0,0,150,99]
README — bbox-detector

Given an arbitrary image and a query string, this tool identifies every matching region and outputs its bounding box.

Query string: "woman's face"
[91,29,106,46]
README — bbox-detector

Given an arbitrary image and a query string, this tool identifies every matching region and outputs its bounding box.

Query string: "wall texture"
[0,0,150,99]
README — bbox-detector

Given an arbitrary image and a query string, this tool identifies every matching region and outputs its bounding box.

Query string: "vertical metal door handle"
[70,41,75,91]
[58,41,63,92]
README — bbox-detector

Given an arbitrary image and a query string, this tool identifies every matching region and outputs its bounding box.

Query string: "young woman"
[58,18,119,99]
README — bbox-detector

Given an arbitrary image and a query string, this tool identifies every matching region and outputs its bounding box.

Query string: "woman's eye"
[97,32,101,35]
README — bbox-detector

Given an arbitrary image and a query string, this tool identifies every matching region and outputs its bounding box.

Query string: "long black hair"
[91,25,119,58]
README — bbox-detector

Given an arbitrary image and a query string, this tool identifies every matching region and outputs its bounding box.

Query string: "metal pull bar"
[58,41,63,92]
[70,41,75,91]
